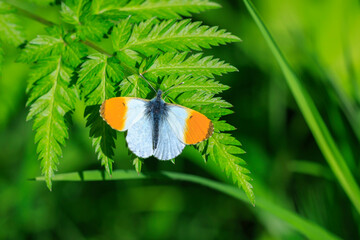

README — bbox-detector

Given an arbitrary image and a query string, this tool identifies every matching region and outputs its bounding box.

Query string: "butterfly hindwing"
[166,104,213,145]
[154,118,185,160]
[126,114,154,158]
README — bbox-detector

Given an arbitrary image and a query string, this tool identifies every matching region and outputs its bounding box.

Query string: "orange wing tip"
[100,101,106,119]
[206,121,214,139]
[184,110,214,145]
[100,98,128,131]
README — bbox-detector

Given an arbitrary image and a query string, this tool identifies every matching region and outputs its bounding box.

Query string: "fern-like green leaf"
[119,74,153,98]
[116,51,154,98]
[61,0,112,41]
[113,19,240,55]
[78,53,124,175]
[60,0,87,25]
[111,18,132,52]
[18,28,87,68]
[177,92,232,109]
[0,2,25,46]
[157,74,253,203]
[94,0,220,20]
[160,75,229,95]
[18,35,63,62]
[200,131,254,205]
[27,56,77,190]
[77,15,112,41]
[22,27,86,189]
[142,52,237,78]
[163,79,233,120]
[213,120,237,132]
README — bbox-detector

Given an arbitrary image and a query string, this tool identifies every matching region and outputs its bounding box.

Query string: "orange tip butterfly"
[100,82,213,160]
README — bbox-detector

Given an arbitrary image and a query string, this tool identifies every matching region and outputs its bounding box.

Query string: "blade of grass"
[288,160,334,180]
[34,169,340,240]
[243,0,360,214]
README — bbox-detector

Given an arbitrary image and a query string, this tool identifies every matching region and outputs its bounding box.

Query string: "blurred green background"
[1,0,360,239]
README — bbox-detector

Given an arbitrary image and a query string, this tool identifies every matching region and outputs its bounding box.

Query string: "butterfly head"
[156,89,163,99]
[139,73,183,100]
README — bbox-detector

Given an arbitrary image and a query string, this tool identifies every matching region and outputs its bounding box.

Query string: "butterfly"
[100,88,213,160]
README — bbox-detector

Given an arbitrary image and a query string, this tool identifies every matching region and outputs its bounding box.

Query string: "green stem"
[8,2,144,79]
[13,5,54,27]
[243,0,360,214]
[7,2,114,57]
[81,40,113,57]
[34,169,341,240]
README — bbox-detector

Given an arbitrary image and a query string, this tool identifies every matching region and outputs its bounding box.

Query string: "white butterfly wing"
[165,105,188,143]
[166,104,213,145]
[101,97,154,158]
[154,118,185,160]
[126,114,154,158]
[100,97,148,131]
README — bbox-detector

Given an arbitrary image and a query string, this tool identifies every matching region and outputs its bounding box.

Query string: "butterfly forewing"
[100,97,148,131]
[166,104,213,145]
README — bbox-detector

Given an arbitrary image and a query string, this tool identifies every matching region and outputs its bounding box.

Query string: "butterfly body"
[145,90,168,151]
[100,90,213,160]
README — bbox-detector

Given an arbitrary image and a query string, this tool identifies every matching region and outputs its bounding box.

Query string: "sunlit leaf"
[94,0,220,20]
[78,53,125,175]
[27,56,76,189]
[0,2,25,46]
[113,19,240,55]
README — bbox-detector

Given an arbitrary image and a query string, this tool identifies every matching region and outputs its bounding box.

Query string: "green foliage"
[78,53,124,175]
[61,0,112,41]
[132,158,143,174]
[243,0,360,213]
[161,75,230,95]
[161,75,254,204]
[142,52,238,78]
[60,0,86,25]
[26,56,76,190]
[93,0,221,20]
[19,26,86,188]
[18,27,87,68]
[0,46,3,75]
[35,169,341,240]
[203,132,254,204]
[5,0,254,203]
[3,0,360,238]
[24,0,54,5]
[110,8,252,201]
[113,18,240,55]
[0,1,25,46]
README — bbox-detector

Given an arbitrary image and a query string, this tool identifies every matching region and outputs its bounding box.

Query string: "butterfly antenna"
[139,73,156,93]
[163,82,185,99]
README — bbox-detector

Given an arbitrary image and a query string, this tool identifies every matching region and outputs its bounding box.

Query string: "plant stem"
[8,1,144,78]
[34,169,341,240]
[7,2,114,57]
[243,0,360,214]
[15,6,54,26]
[81,40,113,57]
